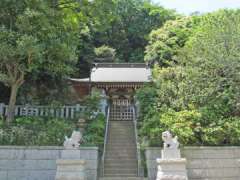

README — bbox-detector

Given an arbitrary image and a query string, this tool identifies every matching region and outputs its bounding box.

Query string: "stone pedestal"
[156,148,188,180]
[162,149,181,159]
[156,158,188,180]
[61,149,81,159]
[55,159,86,180]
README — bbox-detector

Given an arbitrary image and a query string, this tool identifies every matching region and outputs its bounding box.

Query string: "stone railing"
[145,146,240,180]
[101,106,110,176]
[0,103,85,119]
[0,146,98,180]
[132,105,144,177]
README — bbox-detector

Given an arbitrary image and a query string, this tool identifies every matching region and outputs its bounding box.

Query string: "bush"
[0,90,106,146]
[79,90,102,121]
[94,45,116,62]
[137,65,240,146]
[37,119,75,145]
[139,108,240,147]
[0,117,74,146]
[82,113,105,147]
[138,10,240,147]
[140,109,201,146]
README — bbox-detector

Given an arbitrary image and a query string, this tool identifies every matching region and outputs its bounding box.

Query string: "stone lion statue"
[162,131,179,149]
[63,130,82,149]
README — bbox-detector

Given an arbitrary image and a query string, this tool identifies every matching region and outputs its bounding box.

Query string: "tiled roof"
[91,63,151,82]
[70,63,151,83]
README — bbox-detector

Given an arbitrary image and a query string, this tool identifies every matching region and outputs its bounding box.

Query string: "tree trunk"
[6,84,19,124]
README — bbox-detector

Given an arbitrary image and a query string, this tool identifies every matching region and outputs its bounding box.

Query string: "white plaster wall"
[146,147,240,180]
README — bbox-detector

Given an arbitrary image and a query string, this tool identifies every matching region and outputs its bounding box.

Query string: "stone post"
[238,159,240,178]
[156,131,188,180]
[76,104,81,112]
[100,89,107,116]
[0,103,4,116]
[55,131,86,180]
[77,118,86,133]
[55,159,86,180]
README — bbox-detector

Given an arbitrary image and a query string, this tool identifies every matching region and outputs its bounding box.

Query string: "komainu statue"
[162,131,179,149]
[63,130,82,149]
[156,131,188,180]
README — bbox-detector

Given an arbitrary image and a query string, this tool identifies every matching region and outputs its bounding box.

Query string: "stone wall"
[146,146,240,180]
[0,146,98,180]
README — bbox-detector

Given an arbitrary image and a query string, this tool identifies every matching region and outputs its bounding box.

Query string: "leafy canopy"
[137,9,240,146]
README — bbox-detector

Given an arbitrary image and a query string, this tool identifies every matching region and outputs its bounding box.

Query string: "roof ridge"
[93,63,149,68]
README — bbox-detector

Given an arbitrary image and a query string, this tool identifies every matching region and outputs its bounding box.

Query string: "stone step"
[106,146,136,151]
[105,156,137,160]
[109,122,134,125]
[108,133,134,136]
[105,154,137,157]
[106,142,136,150]
[109,125,134,127]
[107,140,135,144]
[104,120,138,177]
[109,128,134,130]
[107,137,135,141]
[107,144,135,147]
[107,138,135,141]
[100,177,146,180]
[106,151,136,157]
[105,150,137,154]
[104,167,137,175]
[110,119,134,122]
[105,151,136,155]
[105,150,136,155]
[108,127,134,130]
[108,134,134,137]
[105,164,137,172]
[105,157,137,162]
[107,141,135,143]
[104,168,137,175]
[105,159,137,165]
[104,173,137,177]
[108,128,134,131]
[105,155,137,159]
[108,129,134,131]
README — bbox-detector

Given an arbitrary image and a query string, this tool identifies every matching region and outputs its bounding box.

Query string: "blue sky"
[153,0,240,14]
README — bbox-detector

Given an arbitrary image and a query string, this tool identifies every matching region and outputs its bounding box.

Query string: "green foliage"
[140,110,201,146]
[94,45,116,62]
[0,0,78,79]
[90,0,177,62]
[77,91,106,147]
[138,9,240,147]
[78,90,102,121]
[38,119,75,146]
[82,113,105,147]
[136,85,158,121]
[0,0,177,104]
[145,16,200,66]
[0,0,80,121]
[181,9,240,116]
[0,117,74,146]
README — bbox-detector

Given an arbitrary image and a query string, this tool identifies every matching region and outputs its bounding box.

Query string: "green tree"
[91,0,176,62]
[144,16,200,66]
[182,9,240,115]
[138,9,240,146]
[0,0,79,123]
[94,45,116,62]
[0,30,42,124]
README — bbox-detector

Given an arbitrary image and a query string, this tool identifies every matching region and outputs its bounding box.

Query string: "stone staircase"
[100,177,146,180]
[100,120,141,179]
